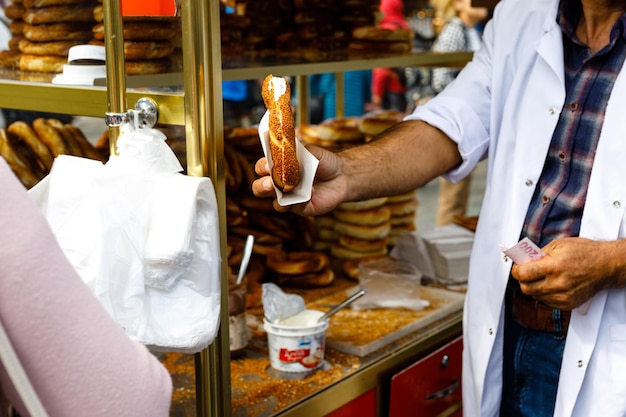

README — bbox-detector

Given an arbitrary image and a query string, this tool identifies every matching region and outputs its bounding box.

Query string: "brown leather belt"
[512,291,571,334]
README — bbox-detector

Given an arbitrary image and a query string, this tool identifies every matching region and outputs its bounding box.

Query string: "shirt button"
[525,179,533,186]
[569,102,579,111]
[541,195,550,204]
[489,328,494,335]
[578,360,583,368]
[614,201,621,208]
[548,108,556,115]
[558,151,566,162]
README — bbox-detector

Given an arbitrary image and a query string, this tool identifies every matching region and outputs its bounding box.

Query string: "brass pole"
[335,72,345,118]
[102,0,126,155]
[296,75,309,127]
[180,0,230,415]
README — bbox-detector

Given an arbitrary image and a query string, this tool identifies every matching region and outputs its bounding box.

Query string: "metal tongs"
[318,288,367,322]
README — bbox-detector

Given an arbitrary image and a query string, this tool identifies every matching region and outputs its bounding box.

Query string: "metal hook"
[104,97,159,128]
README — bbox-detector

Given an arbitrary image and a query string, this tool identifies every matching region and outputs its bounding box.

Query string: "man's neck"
[578,0,626,52]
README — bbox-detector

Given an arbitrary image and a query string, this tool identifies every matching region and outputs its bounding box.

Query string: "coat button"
[613,201,621,208]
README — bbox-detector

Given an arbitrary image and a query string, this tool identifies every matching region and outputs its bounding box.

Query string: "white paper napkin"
[258,111,319,206]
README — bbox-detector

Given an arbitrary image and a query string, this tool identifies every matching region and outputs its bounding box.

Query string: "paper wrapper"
[258,111,319,206]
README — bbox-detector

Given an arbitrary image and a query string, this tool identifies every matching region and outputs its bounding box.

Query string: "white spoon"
[236,234,254,286]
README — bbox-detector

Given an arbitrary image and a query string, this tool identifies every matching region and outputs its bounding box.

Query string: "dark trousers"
[500,288,566,417]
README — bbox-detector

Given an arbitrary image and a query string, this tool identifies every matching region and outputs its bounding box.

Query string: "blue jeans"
[500,290,566,417]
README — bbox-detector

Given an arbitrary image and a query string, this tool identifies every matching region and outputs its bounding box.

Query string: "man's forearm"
[339,119,462,202]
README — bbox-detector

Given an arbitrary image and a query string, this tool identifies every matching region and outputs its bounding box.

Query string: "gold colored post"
[180,0,231,415]
[102,0,126,155]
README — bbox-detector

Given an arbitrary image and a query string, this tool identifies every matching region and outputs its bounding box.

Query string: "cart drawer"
[389,336,462,417]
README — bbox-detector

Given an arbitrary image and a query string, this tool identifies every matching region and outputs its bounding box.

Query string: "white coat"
[408,0,626,416]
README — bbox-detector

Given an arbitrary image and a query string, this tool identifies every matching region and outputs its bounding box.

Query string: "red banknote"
[500,237,545,264]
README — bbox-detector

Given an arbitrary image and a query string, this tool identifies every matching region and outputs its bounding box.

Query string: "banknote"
[500,237,545,264]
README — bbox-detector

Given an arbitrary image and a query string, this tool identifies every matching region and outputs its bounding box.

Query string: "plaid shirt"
[520,1,626,247]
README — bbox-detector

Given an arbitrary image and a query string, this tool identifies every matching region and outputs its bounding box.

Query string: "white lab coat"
[408,0,626,416]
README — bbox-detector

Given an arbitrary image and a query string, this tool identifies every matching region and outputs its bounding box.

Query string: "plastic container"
[52,45,106,86]
[353,257,428,311]
[52,64,107,86]
[264,310,329,373]
[228,275,248,356]
[68,45,106,63]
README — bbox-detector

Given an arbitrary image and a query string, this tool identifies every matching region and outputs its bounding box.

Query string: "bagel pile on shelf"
[0,0,98,74]
[331,197,391,261]
[348,25,414,57]
[299,116,365,151]
[0,0,178,75]
[311,213,336,252]
[293,0,380,61]
[223,127,335,302]
[291,0,338,62]
[358,110,419,245]
[0,118,106,188]
[298,110,418,255]
[298,110,420,277]
[2,0,413,75]
[289,0,378,62]
[0,0,26,69]
[220,5,248,64]
[232,0,381,63]
[91,2,177,75]
[386,190,418,246]
[358,109,406,141]
[239,0,293,62]
[265,250,334,288]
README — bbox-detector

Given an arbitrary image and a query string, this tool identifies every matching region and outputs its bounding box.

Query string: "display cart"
[0,0,472,414]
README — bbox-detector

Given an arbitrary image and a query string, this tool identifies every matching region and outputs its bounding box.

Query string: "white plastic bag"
[351,258,429,311]
[28,123,221,353]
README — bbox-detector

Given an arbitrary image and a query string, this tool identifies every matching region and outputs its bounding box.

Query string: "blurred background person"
[430,0,489,226]
[222,80,266,127]
[369,0,410,113]
[309,71,372,124]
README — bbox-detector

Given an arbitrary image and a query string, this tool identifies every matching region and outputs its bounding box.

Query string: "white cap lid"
[68,45,106,64]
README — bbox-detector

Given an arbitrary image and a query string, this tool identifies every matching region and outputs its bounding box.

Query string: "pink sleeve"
[0,159,173,417]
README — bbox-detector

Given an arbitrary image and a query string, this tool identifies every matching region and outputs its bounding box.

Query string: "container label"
[279,348,310,363]
[265,317,328,372]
